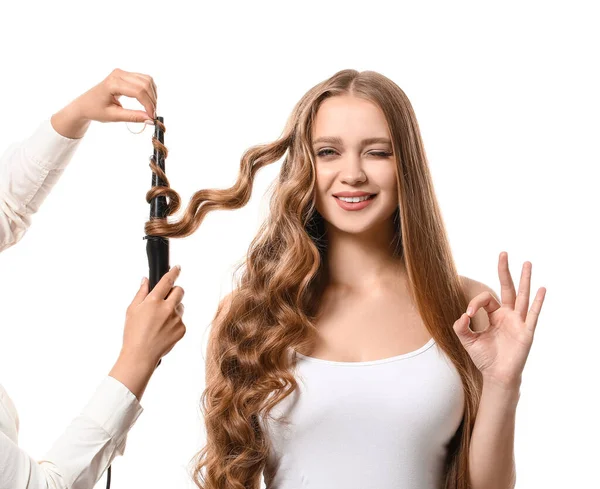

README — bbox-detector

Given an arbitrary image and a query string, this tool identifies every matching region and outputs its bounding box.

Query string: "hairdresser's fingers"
[106,71,155,121]
[120,71,158,117]
[129,72,158,110]
[166,286,185,307]
[173,319,186,341]
[160,319,186,357]
[128,277,149,310]
[114,69,156,114]
[146,265,181,302]
[108,105,152,124]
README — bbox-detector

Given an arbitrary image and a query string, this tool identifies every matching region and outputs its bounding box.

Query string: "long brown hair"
[144,69,483,489]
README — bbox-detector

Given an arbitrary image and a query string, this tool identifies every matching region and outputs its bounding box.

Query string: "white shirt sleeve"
[0,376,144,489]
[0,384,20,444]
[0,119,146,488]
[0,117,83,253]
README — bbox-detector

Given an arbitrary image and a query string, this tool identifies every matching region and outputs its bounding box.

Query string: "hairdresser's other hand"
[50,68,157,139]
[108,265,185,400]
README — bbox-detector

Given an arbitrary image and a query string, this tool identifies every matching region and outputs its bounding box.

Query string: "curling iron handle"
[145,236,170,367]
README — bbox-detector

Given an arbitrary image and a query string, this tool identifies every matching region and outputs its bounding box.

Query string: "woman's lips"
[333,194,377,211]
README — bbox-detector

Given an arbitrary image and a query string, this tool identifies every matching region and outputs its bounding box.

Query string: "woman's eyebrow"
[312,136,392,146]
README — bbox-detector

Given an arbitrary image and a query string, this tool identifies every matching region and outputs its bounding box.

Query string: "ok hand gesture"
[453,252,547,389]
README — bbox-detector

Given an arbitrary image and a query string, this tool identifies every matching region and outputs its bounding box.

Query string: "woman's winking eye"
[316,148,393,158]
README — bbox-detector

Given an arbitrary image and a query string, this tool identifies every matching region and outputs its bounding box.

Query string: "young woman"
[0,68,186,489]
[143,69,546,489]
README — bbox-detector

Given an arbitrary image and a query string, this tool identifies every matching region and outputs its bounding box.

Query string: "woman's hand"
[51,68,158,139]
[109,265,186,400]
[453,252,546,390]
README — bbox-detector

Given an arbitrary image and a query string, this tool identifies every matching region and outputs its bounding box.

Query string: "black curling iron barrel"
[146,115,170,294]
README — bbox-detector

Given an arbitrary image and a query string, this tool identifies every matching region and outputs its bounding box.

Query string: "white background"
[0,0,598,487]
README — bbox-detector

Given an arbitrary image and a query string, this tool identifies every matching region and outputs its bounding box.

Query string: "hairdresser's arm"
[0,107,84,253]
[39,266,184,489]
[0,67,156,254]
[0,384,20,444]
[0,269,183,489]
[40,370,147,489]
[0,374,143,489]
[0,430,67,489]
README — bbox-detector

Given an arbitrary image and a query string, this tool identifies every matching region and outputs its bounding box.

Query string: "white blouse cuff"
[81,376,144,444]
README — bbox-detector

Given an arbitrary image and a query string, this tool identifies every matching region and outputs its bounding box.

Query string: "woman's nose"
[339,157,367,184]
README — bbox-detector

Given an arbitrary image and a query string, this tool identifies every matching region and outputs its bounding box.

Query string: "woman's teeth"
[337,195,373,203]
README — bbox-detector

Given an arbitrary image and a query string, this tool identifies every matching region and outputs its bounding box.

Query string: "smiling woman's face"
[312,94,399,236]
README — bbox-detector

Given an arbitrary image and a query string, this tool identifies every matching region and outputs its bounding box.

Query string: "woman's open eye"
[316,149,393,158]
[316,148,336,157]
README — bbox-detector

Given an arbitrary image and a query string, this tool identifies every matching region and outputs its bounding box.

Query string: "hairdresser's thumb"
[110,106,153,124]
[130,277,149,307]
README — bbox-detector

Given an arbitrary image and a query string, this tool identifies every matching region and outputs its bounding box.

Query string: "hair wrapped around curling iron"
[145,118,181,228]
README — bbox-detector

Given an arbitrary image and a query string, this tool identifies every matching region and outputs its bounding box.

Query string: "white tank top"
[259,337,465,489]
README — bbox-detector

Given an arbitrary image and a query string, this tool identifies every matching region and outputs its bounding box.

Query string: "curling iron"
[105,115,169,489]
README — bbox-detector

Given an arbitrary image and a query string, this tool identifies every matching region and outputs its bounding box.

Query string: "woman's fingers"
[466,290,502,320]
[515,261,532,321]
[453,312,479,345]
[498,251,517,308]
[525,287,546,334]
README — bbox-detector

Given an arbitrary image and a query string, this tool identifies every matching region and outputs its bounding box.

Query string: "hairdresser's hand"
[50,68,157,139]
[108,265,186,400]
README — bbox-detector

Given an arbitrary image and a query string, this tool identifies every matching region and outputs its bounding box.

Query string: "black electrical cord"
[106,116,169,489]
